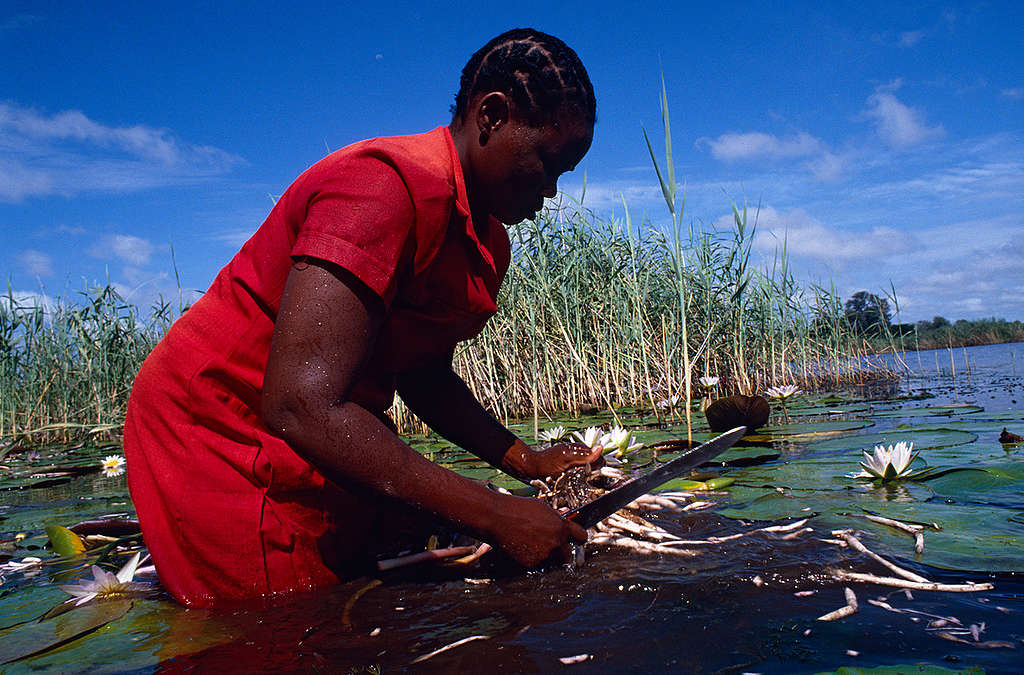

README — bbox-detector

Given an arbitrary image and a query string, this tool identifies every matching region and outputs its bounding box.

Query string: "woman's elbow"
[262,381,335,443]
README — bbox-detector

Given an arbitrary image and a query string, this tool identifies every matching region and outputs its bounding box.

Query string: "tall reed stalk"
[0,285,174,447]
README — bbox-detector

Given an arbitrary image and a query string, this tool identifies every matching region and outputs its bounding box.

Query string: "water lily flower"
[538,426,567,443]
[764,385,801,400]
[656,395,681,410]
[572,426,603,448]
[600,426,643,458]
[59,552,150,606]
[853,441,918,481]
[699,376,720,388]
[101,455,126,478]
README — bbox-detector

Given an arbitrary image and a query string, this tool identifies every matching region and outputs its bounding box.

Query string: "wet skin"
[262,94,598,570]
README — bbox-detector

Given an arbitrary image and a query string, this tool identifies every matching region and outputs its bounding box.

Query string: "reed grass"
[0,284,175,448]
[430,196,894,439]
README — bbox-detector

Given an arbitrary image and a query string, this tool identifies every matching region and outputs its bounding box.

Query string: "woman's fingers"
[565,517,588,544]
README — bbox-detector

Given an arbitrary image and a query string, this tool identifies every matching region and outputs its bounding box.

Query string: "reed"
[0,284,174,447]
[433,197,892,438]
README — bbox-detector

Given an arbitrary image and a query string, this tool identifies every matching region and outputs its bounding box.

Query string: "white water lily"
[699,376,720,388]
[600,426,643,458]
[853,441,918,481]
[656,395,680,410]
[538,426,567,443]
[59,552,150,606]
[571,426,603,449]
[101,455,126,478]
[765,385,801,400]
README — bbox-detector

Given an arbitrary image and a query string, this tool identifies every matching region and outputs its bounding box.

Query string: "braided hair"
[451,28,596,127]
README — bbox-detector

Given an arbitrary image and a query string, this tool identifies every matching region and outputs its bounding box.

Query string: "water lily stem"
[832,569,993,592]
[841,533,929,583]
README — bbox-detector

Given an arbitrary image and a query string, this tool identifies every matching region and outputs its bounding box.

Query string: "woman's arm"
[261,257,585,567]
[396,358,602,480]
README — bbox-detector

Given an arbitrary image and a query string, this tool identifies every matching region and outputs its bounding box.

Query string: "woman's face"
[469,104,593,225]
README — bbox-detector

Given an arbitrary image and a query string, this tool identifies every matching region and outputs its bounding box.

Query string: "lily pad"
[0,599,132,664]
[743,420,871,443]
[871,404,985,418]
[808,428,977,455]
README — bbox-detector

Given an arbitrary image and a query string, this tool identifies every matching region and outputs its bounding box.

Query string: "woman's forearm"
[396,360,519,469]
[266,396,505,542]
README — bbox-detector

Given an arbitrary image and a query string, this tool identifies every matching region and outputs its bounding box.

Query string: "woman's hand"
[488,493,588,568]
[502,439,604,480]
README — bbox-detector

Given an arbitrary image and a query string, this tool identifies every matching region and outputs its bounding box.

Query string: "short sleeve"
[291,156,415,304]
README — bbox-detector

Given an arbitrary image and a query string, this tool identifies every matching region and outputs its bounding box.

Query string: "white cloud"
[806,151,847,182]
[898,30,925,47]
[1001,88,1024,100]
[728,205,916,264]
[864,86,945,148]
[90,234,155,265]
[0,290,56,314]
[696,131,824,161]
[0,103,243,202]
[18,249,53,277]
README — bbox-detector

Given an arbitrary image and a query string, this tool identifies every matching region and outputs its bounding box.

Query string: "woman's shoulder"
[303,126,455,193]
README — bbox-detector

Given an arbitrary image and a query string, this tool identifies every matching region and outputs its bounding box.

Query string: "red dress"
[124,127,510,607]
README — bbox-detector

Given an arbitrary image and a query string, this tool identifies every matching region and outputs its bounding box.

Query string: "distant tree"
[931,316,950,329]
[844,291,892,334]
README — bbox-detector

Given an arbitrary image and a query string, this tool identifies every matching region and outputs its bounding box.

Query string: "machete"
[564,425,746,529]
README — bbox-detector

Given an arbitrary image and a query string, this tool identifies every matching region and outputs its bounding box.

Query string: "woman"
[124,28,599,607]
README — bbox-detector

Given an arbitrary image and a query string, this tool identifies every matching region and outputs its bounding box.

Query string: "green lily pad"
[744,420,871,443]
[808,428,977,455]
[0,599,132,664]
[871,404,984,418]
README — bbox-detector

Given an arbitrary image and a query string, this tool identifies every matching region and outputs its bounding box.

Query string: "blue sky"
[2,1,1022,323]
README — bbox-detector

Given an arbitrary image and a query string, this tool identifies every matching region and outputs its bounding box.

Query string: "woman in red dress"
[124,28,600,607]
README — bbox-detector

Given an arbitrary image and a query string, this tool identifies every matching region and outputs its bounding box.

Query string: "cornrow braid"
[452,28,596,127]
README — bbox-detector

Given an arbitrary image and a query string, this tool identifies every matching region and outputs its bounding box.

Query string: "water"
[2,343,1023,673]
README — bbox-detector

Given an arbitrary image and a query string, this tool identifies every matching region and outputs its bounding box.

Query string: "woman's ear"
[475,92,511,146]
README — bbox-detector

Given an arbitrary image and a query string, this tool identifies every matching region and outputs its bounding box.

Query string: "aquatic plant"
[538,426,568,443]
[764,384,801,400]
[852,441,919,481]
[1,283,177,446]
[656,394,680,410]
[58,552,150,606]
[600,426,642,458]
[698,376,720,388]
[101,455,126,478]
[765,384,801,422]
[571,426,603,448]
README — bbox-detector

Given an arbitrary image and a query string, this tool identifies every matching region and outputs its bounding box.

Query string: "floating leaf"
[44,526,86,557]
[872,404,984,418]
[657,476,734,492]
[743,420,871,443]
[0,600,131,664]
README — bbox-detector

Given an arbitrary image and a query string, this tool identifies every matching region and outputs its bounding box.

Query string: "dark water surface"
[2,343,1023,673]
